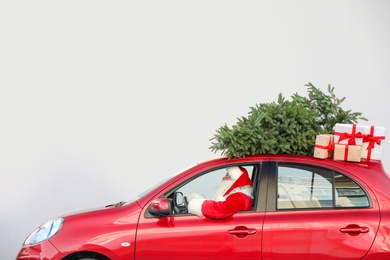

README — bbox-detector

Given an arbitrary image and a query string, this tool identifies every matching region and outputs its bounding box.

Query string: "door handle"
[340,224,369,236]
[228,226,257,238]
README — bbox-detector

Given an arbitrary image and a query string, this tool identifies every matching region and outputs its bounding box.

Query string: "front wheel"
[63,252,110,260]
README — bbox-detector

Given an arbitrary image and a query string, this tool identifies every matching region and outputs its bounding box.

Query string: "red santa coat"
[187,166,253,219]
[201,191,252,219]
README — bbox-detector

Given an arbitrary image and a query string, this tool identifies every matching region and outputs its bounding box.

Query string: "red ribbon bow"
[334,124,363,145]
[337,131,363,145]
[363,134,382,150]
[362,126,386,161]
[314,136,334,157]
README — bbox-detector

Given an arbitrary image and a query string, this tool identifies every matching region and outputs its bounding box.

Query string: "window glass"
[277,165,369,210]
[334,173,369,207]
[177,168,226,200]
[177,165,255,200]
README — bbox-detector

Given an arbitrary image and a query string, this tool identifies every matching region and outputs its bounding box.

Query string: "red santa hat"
[223,166,253,196]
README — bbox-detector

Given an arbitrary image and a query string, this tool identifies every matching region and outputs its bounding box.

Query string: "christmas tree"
[209,82,367,159]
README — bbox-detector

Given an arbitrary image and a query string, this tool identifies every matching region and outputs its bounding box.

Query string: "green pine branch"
[209,82,368,159]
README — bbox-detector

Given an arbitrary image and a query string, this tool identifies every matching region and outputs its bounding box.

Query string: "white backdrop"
[1,1,390,259]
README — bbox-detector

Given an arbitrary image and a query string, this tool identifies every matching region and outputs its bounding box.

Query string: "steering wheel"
[183,195,189,209]
[172,192,182,214]
[172,198,180,214]
[172,192,189,214]
[175,195,189,214]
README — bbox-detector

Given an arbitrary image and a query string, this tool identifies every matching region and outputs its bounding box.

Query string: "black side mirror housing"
[147,197,173,216]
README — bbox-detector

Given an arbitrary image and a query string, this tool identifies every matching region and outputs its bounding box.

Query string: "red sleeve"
[201,193,252,220]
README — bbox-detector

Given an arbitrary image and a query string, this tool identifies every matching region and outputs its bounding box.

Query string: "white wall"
[1,1,389,259]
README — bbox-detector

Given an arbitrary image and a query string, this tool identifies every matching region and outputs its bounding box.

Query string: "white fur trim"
[213,194,226,202]
[227,166,243,180]
[228,185,253,198]
[187,198,206,217]
[211,179,234,200]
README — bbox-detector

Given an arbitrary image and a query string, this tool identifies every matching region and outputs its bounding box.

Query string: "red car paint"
[16,155,390,259]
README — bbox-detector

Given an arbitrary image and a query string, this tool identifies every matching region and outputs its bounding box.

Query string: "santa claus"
[186,166,253,219]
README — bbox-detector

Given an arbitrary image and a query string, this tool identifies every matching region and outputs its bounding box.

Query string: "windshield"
[136,175,172,198]
[135,164,198,200]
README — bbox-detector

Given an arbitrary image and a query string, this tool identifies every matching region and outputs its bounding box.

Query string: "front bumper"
[16,240,66,260]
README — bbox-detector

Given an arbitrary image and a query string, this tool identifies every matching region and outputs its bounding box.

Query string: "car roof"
[196,154,384,171]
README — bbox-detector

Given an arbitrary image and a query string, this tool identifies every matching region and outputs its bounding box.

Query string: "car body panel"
[16,154,390,259]
[54,201,141,259]
[17,201,142,260]
[16,240,66,260]
[135,211,263,259]
[262,209,380,259]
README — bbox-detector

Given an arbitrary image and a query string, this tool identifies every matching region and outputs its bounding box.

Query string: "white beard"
[212,179,235,201]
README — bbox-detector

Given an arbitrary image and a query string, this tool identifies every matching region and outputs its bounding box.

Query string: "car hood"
[59,198,140,220]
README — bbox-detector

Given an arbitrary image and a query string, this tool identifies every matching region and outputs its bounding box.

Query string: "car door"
[134,164,264,260]
[262,162,380,259]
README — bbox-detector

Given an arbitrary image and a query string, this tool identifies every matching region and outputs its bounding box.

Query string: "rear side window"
[277,164,369,210]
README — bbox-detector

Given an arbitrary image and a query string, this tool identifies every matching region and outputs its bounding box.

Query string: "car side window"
[177,165,255,200]
[334,173,370,207]
[277,164,369,210]
[177,168,227,200]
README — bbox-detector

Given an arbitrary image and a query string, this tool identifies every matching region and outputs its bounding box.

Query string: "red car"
[16,154,390,259]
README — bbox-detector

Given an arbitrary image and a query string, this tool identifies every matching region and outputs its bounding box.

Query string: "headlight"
[24,218,64,245]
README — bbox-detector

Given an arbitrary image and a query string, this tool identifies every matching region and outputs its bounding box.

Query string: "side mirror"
[148,197,173,216]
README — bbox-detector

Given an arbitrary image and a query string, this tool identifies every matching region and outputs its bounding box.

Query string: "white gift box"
[360,125,386,161]
[333,123,365,145]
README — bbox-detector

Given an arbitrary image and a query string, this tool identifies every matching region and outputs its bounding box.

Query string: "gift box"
[360,125,386,161]
[313,134,334,159]
[333,144,361,162]
[333,123,365,145]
